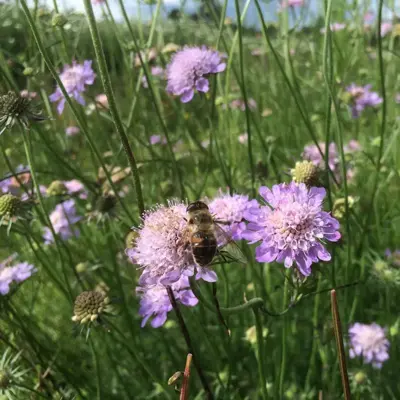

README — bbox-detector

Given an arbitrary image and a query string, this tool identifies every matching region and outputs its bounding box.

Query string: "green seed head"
[0,194,21,217]
[95,193,117,214]
[291,160,320,187]
[46,180,67,196]
[72,291,110,324]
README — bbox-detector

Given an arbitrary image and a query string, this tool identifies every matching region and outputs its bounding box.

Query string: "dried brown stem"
[330,290,351,400]
[180,353,193,400]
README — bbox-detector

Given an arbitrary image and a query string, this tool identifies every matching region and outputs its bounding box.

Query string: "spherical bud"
[46,180,67,196]
[52,13,68,27]
[332,196,356,219]
[75,262,88,274]
[4,148,12,157]
[23,67,34,76]
[291,160,320,187]
[95,193,117,214]
[0,194,21,217]
[72,291,110,324]
[354,371,367,385]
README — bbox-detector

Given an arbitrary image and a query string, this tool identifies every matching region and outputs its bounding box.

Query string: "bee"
[186,200,247,267]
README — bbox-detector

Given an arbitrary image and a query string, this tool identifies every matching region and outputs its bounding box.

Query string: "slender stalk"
[330,290,351,400]
[180,353,193,400]
[167,287,213,400]
[278,275,289,398]
[89,337,103,400]
[82,0,144,216]
[253,308,268,400]
[233,0,255,197]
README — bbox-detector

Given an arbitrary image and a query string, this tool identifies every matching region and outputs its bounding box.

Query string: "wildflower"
[137,275,198,328]
[345,84,382,118]
[162,43,180,54]
[302,142,339,172]
[229,98,257,111]
[208,192,258,240]
[19,90,37,99]
[166,46,226,103]
[43,199,81,244]
[0,193,33,228]
[363,11,374,25]
[149,134,167,145]
[385,249,400,268]
[95,93,108,109]
[280,0,304,9]
[238,133,248,144]
[320,23,346,34]
[72,290,110,324]
[63,179,88,199]
[126,201,217,285]
[381,22,392,37]
[242,182,341,276]
[46,180,67,196]
[0,91,46,135]
[65,125,80,136]
[134,48,158,67]
[344,140,361,153]
[0,165,30,195]
[291,160,320,187]
[0,255,36,295]
[349,323,390,368]
[49,60,96,115]
[142,66,165,88]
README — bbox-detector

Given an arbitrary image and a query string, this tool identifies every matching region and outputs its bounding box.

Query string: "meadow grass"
[0,0,400,398]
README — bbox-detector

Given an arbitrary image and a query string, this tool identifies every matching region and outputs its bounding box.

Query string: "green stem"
[82,0,144,217]
[233,0,255,197]
[253,308,268,400]
[90,336,103,400]
[278,275,289,398]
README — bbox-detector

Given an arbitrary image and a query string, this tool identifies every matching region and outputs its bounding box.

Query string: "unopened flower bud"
[23,67,34,76]
[75,262,88,274]
[168,371,182,386]
[52,13,68,27]
[291,160,320,187]
[46,180,67,196]
[354,371,367,385]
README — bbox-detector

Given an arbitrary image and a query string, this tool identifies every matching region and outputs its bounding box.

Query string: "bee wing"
[214,223,248,265]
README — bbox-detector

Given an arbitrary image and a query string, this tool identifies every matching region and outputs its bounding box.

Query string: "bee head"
[186,201,209,213]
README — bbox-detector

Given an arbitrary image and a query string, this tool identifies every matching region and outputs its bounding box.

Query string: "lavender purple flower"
[349,323,390,368]
[137,275,198,328]
[166,46,226,103]
[0,255,36,295]
[208,192,258,240]
[49,60,96,115]
[346,84,382,118]
[242,182,340,276]
[43,199,81,244]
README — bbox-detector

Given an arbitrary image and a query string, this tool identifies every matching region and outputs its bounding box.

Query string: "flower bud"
[0,194,21,217]
[23,67,34,76]
[72,291,110,324]
[291,160,320,187]
[354,371,367,385]
[167,371,182,386]
[52,13,68,27]
[46,180,67,196]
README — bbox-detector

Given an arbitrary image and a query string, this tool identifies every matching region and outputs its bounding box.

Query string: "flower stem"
[330,289,351,400]
[89,336,103,400]
[278,274,289,398]
[82,0,144,217]
[167,286,213,400]
[180,353,193,400]
[253,308,268,400]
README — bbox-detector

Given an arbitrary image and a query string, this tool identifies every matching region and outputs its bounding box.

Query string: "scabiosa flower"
[242,182,341,276]
[209,192,258,240]
[349,323,390,368]
[72,290,111,324]
[149,134,167,145]
[65,126,80,136]
[137,275,198,328]
[302,142,339,172]
[380,22,393,37]
[0,255,36,295]
[49,60,96,115]
[142,66,165,88]
[345,84,382,118]
[43,199,81,244]
[280,0,304,9]
[126,201,217,285]
[0,165,30,195]
[95,93,108,109]
[229,98,257,111]
[238,133,248,144]
[64,179,88,199]
[166,46,226,103]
